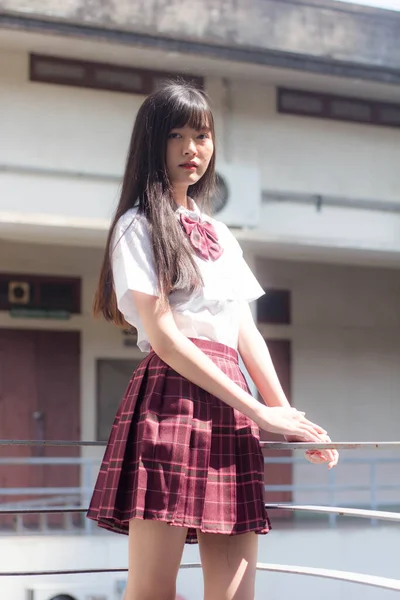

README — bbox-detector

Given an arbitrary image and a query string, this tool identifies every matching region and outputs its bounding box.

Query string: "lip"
[179,162,198,170]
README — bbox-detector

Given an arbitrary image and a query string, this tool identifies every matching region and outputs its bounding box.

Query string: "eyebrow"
[169,125,211,133]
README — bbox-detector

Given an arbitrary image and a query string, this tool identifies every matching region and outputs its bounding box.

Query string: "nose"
[183,137,197,156]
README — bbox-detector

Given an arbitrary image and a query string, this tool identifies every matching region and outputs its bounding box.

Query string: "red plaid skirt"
[87,338,271,544]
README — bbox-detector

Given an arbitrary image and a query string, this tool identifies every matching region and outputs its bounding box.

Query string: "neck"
[172,185,189,209]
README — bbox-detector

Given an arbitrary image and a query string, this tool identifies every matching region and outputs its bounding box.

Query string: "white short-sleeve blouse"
[111,199,265,352]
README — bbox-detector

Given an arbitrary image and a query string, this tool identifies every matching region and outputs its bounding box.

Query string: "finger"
[295,417,329,439]
[301,419,327,434]
[297,425,326,441]
[305,450,325,458]
[309,432,336,455]
[322,449,338,466]
[314,425,328,435]
[292,410,306,419]
[328,450,339,469]
[310,455,335,467]
[305,443,335,463]
[306,449,331,463]
[305,450,326,464]
[319,448,335,461]
[317,435,338,465]
[287,427,333,455]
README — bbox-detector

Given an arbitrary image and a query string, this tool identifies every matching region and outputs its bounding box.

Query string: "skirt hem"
[87,511,271,545]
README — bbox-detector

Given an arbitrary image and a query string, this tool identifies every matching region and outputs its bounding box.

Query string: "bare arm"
[238,301,339,468]
[237,301,290,409]
[132,290,325,440]
[135,291,267,422]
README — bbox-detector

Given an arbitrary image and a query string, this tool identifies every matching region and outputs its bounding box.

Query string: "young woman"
[87,81,338,600]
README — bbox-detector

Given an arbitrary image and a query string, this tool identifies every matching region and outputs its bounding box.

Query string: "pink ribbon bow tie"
[180,213,224,261]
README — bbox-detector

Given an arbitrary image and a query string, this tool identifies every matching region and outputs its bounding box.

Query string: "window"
[0,274,81,314]
[30,54,204,95]
[278,87,400,129]
[257,289,291,325]
[96,358,141,440]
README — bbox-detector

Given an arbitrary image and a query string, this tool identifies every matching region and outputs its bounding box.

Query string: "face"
[166,123,214,190]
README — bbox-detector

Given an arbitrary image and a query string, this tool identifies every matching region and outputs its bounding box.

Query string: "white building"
[0,0,399,598]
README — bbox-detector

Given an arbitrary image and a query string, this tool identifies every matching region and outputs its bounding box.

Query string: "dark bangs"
[168,85,213,133]
[149,81,215,154]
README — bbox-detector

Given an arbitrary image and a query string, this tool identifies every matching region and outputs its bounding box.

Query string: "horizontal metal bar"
[2,504,400,523]
[260,442,400,450]
[266,484,400,492]
[367,484,400,491]
[0,455,399,466]
[1,455,400,465]
[262,189,400,214]
[254,563,400,592]
[0,568,127,577]
[0,506,85,514]
[265,504,400,523]
[3,563,400,590]
[1,455,399,466]
[0,494,79,507]
[4,480,398,498]
[264,456,400,464]
[0,440,105,447]
[265,484,375,492]
[1,439,400,450]
[0,487,89,495]
[0,457,95,465]
[0,163,121,184]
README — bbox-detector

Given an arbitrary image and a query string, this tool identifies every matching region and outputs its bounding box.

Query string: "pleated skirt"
[86,338,271,543]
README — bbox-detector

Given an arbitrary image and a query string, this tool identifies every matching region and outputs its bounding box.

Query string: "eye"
[198,132,210,140]
[168,132,181,139]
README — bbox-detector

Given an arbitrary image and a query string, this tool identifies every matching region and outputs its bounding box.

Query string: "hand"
[255,405,328,441]
[286,431,339,469]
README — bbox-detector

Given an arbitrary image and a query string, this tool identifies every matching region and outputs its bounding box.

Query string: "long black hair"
[93,81,216,326]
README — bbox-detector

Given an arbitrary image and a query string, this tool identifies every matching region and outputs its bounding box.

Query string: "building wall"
[0,239,144,475]
[1,45,399,507]
[210,77,400,254]
[1,238,399,506]
[1,25,399,600]
[2,52,400,254]
[1,52,398,205]
[257,257,400,506]
[207,77,400,204]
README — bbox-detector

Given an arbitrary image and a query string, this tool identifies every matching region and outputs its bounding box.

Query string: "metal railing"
[1,447,399,532]
[264,453,400,527]
[0,441,400,533]
[1,439,400,593]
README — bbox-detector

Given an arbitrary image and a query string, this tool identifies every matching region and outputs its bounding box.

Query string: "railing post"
[328,467,336,527]
[370,461,378,527]
[15,514,24,534]
[83,460,93,534]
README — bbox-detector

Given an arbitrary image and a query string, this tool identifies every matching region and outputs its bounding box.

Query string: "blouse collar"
[175,197,201,218]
